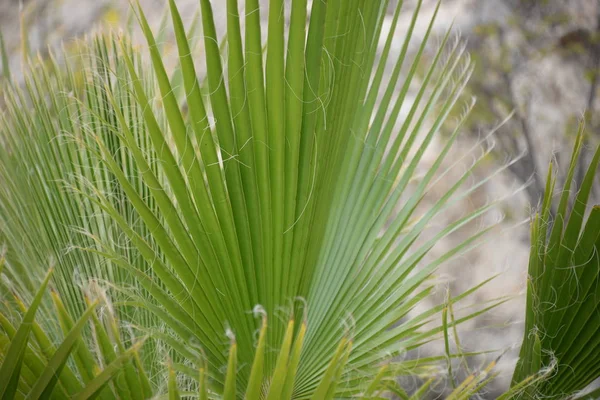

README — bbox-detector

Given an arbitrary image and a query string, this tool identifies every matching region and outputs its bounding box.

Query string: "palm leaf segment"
[0,0,506,397]
[512,128,600,399]
[0,269,147,400]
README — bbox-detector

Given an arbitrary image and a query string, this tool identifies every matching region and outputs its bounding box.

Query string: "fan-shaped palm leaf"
[511,127,600,399]
[0,0,510,398]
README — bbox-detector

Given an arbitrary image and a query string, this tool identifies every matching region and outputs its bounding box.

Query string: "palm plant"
[511,129,600,400]
[0,0,599,399]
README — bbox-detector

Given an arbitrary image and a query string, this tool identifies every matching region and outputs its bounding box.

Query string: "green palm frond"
[0,268,144,400]
[0,0,512,398]
[511,126,600,399]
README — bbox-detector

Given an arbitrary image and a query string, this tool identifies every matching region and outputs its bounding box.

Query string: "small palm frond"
[511,126,600,398]
[0,0,510,398]
[0,268,145,400]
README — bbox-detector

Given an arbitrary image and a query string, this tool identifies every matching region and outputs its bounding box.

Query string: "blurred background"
[1,0,599,397]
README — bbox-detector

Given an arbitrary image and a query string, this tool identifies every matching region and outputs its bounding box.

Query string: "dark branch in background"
[471,75,546,209]
[465,1,600,216]
[485,25,548,209]
[500,26,546,207]
[578,9,600,199]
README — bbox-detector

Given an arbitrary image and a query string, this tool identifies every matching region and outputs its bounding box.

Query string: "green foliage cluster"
[0,1,599,399]
[513,130,600,399]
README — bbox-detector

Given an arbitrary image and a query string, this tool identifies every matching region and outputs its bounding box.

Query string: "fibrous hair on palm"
[0,0,514,397]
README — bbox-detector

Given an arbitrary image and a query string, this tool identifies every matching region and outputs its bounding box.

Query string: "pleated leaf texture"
[0,0,511,398]
[512,129,600,399]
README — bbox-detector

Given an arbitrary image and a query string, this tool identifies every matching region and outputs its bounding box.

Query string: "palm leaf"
[24,301,98,400]
[0,269,53,399]
[0,268,143,400]
[512,125,600,398]
[0,0,512,398]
